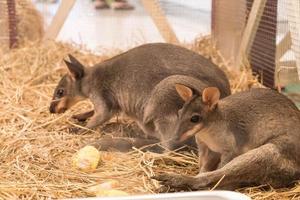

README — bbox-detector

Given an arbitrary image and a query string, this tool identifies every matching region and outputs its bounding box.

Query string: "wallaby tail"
[90,136,162,153]
[154,143,300,190]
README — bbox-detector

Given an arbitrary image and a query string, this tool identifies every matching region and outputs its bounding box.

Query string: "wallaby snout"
[161,136,196,151]
[49,103,56,113]
[49,93,86,114]
[49,98,68,114]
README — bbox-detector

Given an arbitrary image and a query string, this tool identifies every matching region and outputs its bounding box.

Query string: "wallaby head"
[145,75,222,151]
[49,55,87,114]
[174,85,220,143]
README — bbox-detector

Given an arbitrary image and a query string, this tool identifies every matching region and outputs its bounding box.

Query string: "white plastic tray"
[71,191,250,200]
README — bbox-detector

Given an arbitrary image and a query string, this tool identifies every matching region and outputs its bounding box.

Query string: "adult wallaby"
[154,86,300,189]
[49,43,230,151]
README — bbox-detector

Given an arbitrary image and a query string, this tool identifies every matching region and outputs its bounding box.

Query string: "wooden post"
[141,0,179,44]
[0,1,9,50]
[6,0,18,48]
[211,0,247,67]
[237,0,267,67]
[44,0,76,40]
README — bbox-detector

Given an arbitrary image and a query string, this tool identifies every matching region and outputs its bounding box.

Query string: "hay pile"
[0,0,44,50]
[0,38,299,200]
[0,0,44,49]
[16,0,44,44]
[190,36,260,93]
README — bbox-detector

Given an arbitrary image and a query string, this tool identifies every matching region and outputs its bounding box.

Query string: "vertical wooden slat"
[0,1,9,50]
[211,0,247,67]
[6,0,18,48]
[211,0,216,41]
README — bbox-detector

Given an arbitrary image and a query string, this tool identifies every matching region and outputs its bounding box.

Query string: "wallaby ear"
[64,54,84,80]
[202,87,220,110]
[175,84,193,102]
[68,54,85,68]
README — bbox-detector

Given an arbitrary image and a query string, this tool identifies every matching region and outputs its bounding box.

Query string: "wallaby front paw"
[72,114,88,122]
[156,185,176,193]
[152,173,198,190]
[72,110,95,122]
[68,127,85,134]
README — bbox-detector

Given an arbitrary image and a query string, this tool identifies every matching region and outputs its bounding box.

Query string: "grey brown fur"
[143,75,214,150]
[49,43,230,151]
[154,88,300,190]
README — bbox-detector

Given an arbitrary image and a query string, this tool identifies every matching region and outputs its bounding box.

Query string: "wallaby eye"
[56,89,64,98]
[190,115,201,123]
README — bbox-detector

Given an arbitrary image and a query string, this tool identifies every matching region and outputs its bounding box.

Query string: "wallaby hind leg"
[72,110,94,122]
[154,143,300,190]
[90,136,162,152]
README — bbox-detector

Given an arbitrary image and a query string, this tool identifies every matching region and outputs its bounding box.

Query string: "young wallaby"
[143,75,216,150]
[49,43,231,151]
[154,87,300,190]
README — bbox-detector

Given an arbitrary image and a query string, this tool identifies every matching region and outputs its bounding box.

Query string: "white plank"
[44,0,76,40]
[141,0,179,44]
[276,32,292,61]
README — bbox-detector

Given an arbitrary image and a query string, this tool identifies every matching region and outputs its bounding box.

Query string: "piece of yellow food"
[87,180,120,194]
[101,152,113,161]
[95,189,128,197]
[72,145,100,172]
[86,181,127,197]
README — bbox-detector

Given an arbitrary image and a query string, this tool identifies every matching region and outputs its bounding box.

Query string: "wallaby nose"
[49,104,56,113]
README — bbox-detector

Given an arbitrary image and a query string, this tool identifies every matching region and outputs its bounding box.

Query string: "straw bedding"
[0,38,299,200]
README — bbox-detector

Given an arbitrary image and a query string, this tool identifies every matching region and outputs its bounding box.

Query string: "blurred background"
[34,0,211,51]
[1,0,300,105]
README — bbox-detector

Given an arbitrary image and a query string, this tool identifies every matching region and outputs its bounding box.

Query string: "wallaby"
[154,87,300,189]
[49,43,230,151]
[143,75,215,150]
